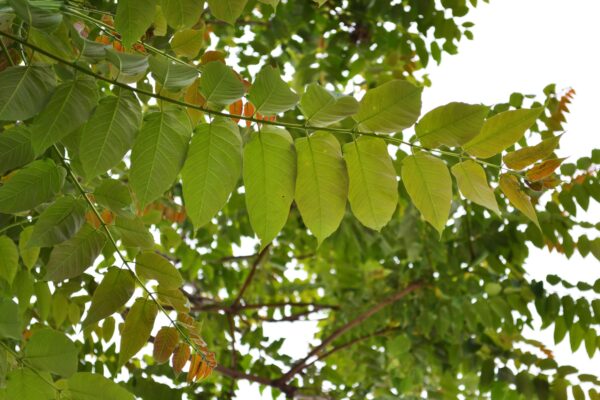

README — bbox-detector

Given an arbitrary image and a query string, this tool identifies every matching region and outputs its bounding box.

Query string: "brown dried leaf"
[171,344,190,374]
[153,327,179,364]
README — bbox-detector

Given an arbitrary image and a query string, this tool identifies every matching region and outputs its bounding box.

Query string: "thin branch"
[226,314,237,399]
[275,281,424,383]
[230,245,271,310]
[191,300,339,312]
[215,365,297,397]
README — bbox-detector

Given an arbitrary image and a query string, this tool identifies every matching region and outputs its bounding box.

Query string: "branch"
[275,281,424,383]
[215,365,297,397]
[191,300,339,313]
[230,245,271,310]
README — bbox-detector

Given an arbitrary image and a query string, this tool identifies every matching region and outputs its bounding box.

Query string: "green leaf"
[343,136,398,231]
[243,127,296,246]
[451,160,500,215]
[34,282,52,322]
[159,0,203,30]
[4,369,56,400]
[504,135,561,170]
[156,286,189,312]
[0,298,21,339]
[130,109,192,207]
[247,66,299,116]
[8,0,62,32]
[463,108,542,159]
[115,0,158,48]
[66,372,134,400]
[0,159,65,214]
[258,0,279,9]
[295,132,348,244]
[18,226,39,270]
[499,174,540,229]
[199,61,245,106]
[114,216,154,249]
[30,78,98,155]
[44,224,107,282]
[402,152,452,234]
[24,328,78,377]
[0,236,18,285]
[170,29,204,59]
[135,251,183,289]
[554,317,567,344]
[149,56,198,92]
[569,322,584,352]
[207,0,247,25]
[118,298,158,367]
[0,66,56,121]
[182,119,242,228]
[299,83,359,127]
[29,196,87,247]
[353,80,422,134]
[415,102,489,148]
[105,48,149,83]
[84,267,135,326]
[584,329,596,358]
[93,179,133,216]
[80,90,142,178]
[0,126,35,176]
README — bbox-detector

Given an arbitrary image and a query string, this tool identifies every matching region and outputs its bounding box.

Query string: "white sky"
[237,0,600,398]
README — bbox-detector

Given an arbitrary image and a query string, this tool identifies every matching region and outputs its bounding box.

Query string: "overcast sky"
[237,1,600,398]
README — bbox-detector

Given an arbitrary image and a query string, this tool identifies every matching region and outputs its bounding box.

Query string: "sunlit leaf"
[504,135,561,170]
[526,158,566,182]
[247,66,299,116]
[499,173,540,229]
[299,83,359,127]
[170,29,204,59]
[451,160,500,215]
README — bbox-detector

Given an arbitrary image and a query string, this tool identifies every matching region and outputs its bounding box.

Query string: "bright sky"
[238,1,600,398]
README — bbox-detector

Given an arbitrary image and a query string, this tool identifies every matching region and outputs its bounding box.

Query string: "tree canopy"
[0,0,599,399]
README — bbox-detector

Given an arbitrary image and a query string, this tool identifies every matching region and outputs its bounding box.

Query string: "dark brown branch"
[212,251,314,264]
[275,281,424,383]
[230,245,271,309]
[191,300,339,313]
[215,365,297,397]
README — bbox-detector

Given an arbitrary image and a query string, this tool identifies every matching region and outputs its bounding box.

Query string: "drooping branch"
[275,281,424,383]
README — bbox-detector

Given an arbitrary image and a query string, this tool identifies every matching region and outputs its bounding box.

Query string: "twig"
[230,245,271,309]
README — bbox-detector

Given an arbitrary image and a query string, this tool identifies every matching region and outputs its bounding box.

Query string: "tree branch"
[230,245,271,310]
[215,365,297,398]
[275,281,424,383]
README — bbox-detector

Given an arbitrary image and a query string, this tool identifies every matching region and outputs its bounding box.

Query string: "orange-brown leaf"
[526,158,566,182]
[187,354,201,383]
[171,345,190,374]
[200,50,225,65]
[229,99,243,123]
[153,327,179,364]
[243,102,255,127]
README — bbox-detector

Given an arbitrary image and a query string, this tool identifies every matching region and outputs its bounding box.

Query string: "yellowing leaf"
[153,327,179,364]
[415,102,489,148]
[526,158,566,182]
[136,251,184,288]
[503,135,561,170]
[160,0,203,30]
[299,83,359,128]
[172,344,190,374]
[353,80,422,134]
[84,267,135,326]
[171,29,204,59]
[184,79,205,126]
[119,298,158,367]
[401,152,452,235]
[243,127,296,246]
[499,174,540,229]
[295,132,348,244]
[463,108,542,159]
[207,0,247,25]
[182,119,242,228]
[451,160,500,215]
[343,136,398,230]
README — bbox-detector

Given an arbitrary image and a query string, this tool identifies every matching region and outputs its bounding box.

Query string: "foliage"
[0,1,599,399]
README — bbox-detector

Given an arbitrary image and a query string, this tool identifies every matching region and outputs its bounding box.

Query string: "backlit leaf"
[353,80,422,134]
[402,152,452,234]
[153,327,179,364]
[182,119,242,228]
[136,251,184,288]
[29,196,87,247]
[93,179,133,216]
[415,102,489,148]
[24,328,78,377]
[30,77,98,155]
[0,159,65,214]
[207,0,247,25]
[119,298,158,367]
[248,66,299,116]
[66,372,135,400]
[243,127,296,246]
[4,369,55,400]
[114,216,154,249]
[160,0,204,30]
[463,108,542,158]
[199,61,245,106]
[44,224,107,281]
[526,158,566,182]
[170,29,204,59]
[130,109,192,207]
[171,344,190,374]
[344,136,398,230]
[79,90,142,178]
[504,135,561,170]
[84,267,135,326]
[299,83,359,127]
[499,174,540,229]
[295,132,348,244]
[115,0,158,48]
[0,66,56,121]
[0,236,18,284]
[18,226,39,270]
[451,160,500,215]
[0,298,21,339]
[149,56,198,92]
